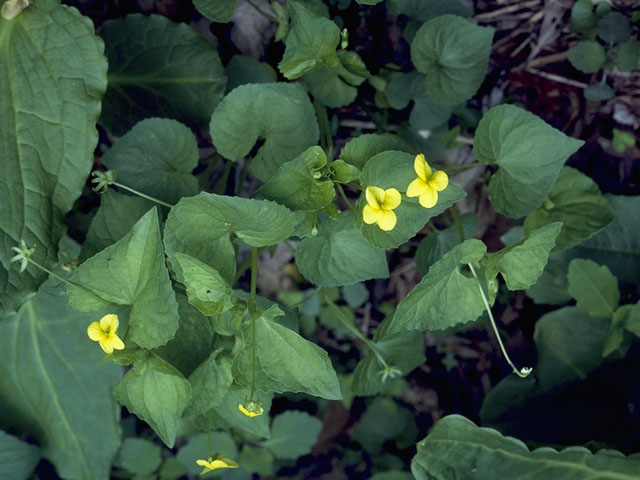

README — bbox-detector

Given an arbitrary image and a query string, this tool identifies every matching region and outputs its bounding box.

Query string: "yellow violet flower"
[196,454,239,475]
[362,186,401,232]
[238,398,264,418]
[87,314,125,354]
[406,153,449,208]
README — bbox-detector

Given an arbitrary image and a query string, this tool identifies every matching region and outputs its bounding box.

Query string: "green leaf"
[175,253,235,316]
[354,397,416,452]
[154,295,215,377]
[341,282,369,308]
[567,41,606,73]
[115,353,191,448]
[329,159,361,184]
[356,0,384,5]
[116,438,162,476]
[611,128,636,153]
[68,208,180,349]
[473,105,584,218]
[339,134,410,170]
[584,82,614,101]
[295,211,389,287]
[388,0,472,21]
[387,239,487,334]
[409,91,454,130]
[210,82,319,180]
[0,0,107,316]
[411,415,640,480]
[207,387,272,439]
[411,15,493,104]
[352,328,425,396]
[193,0,238,22]
[0,430,41,480]
[184,349,233,417]
[264,411,322,459]
[101,118,199,204]
[176,431,238,475]
[0,282,121,480]
[256,146,335,211]
[415,212,476,275]
[303,50,369,108]
[233,305,342,399]
[567,259,619,318]
[571,0,596,32]
[386,71,426,110]
[355,151,466,249]
[225,55,277,92]
[100,14,226,135]
[603,302,640,356]
[597,11,631,44]
[484,223,562,291]
[524,167,614,251]
[81,191,154,260]
[615,41,640,72]
[239,445,274,476]
[279,0,339,79]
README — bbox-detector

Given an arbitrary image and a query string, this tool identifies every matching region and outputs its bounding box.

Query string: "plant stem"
[214,160,234,195]
[322,293,389,370]
[198,154,221,189]
[449,206,466,242]
[336,184,355,211]
[245,0,278,23]
[313,98,333,154]
[468,263,532,379]
[249,247,259,400]
[112,182,173,208]
[442,161,482,176]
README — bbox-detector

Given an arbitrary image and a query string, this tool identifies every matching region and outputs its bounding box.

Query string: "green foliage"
[115,438,162,476]
[100,14,226,135]
[257,146,336,210]
[615,41,640,72]
[412,415,640,480]
[184,349,233,417]
[388,239,487,333]
[571,0,596,31]
[0,0,106,316]
[597,11,631,44]
[101,118,199,204]
[115,353,191,448]
[210,82,319,180]
[233,305,342,399]
[473,105,584,218]
[193,0,237,22]
[411,15,494,104]
[225,55,277,92]
[264,411,323,459]
[388,0,472,22]
[0,282,121,480]
[295,211,389,286]
[339,134,410,170]
[0,430,41,480]
[567,41,607,73]
[567,259,619,318]
[484,223,562,291]
[68,209,180,349]
[524,167,614,251]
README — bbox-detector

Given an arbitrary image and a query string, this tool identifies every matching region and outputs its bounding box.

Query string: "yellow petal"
[87,321,106,342]
[413,154,431,181]
[238,403,260,418]
[365,186,384,209]
[99,339,114,354]
[429,170,449,191]
[110,334,125,351]
[209,459,239,469]
[418,186,438,208]
[99,313,119,333]
[382,188,401,210]
[377,210,397,231]
[196,460,212,468]
[362,204,382,225]
[406,177,426,198]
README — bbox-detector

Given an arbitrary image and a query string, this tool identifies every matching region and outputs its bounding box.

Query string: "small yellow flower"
[238,398,264,418]
[196,454,239,475]
[406,154,449,208]
[87,314,125,354]
[362,186,401,231]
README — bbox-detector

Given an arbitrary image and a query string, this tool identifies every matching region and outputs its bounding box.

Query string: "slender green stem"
[468,263,532,379]
[249,247,259,400]
[27,258,113,306]
[236,160,251,196]
[233,256,253,287]
[322,293,389,370]
[245,0,278,22]
[442,161,482,176]
[112,182,173,208]
[198,154,221,189]
[214,160,234,194]
[313,98,333,154]
[449,206,466,242]
[336,184,355,211]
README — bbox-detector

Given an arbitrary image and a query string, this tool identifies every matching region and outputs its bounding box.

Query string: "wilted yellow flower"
[87,314,125,354]
[362,186,401,231]
[196,454,238,475]
[406,154,448,208]
[238,398,264,418]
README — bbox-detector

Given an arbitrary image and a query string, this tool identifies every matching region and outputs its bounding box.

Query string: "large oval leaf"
[0,0,107,316]
[100,14,226,135]
[209,82,319,181]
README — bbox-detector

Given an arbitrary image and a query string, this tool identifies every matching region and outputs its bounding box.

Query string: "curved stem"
[112,182,173,208]
[442,161,482,176]
[249,247,259,400]
[336,184,355,211]
[449,206,466,242]
[468,263,531,378]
